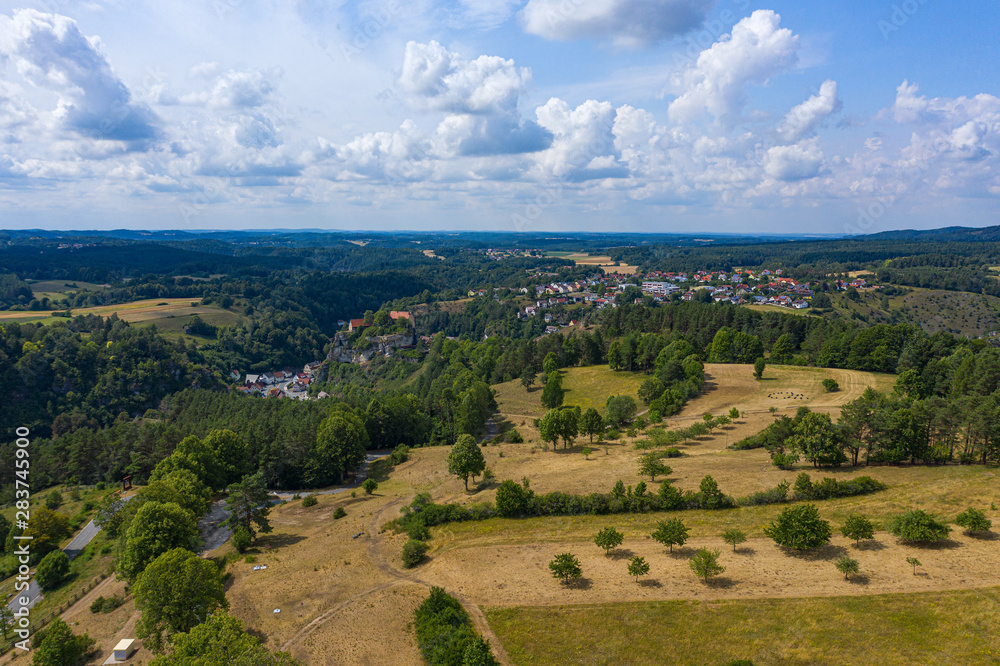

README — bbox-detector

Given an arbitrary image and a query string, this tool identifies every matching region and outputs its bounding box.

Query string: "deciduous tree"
[594,527,624,556]
[119,501,199,582]
[628,556,650,583]
[549,553,582,584]
[689,548,725,583]
[764,504,832,550]
[651,518,689,553]
[448,434,486,491]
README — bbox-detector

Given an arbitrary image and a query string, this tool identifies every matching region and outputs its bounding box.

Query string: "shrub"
[507,429,524,443]
[333,507,347,520]
[89,595,124,614]
[362,479,378,495]
[231,526,251,554]
[887,510,951,542]
[822,378,840,393]
[389,444,411,465]
[764,504,832,550]
[45,490,63,510]
[402,539,430,568]
[955,507,992,534]
[663,447,682,458]
[82,500,97,512]
[736,481,789,507]
[770,452,799,469]
[841,514,876,546]
[302,495,318,507]
[406,520,431,541]
[414,587,494,666]
[36,550,70,592]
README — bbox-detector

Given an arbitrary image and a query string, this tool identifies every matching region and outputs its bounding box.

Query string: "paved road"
[6,495,135,613]
[7,519,101,613]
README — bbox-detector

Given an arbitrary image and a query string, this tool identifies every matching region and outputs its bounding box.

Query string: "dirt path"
[278,495,513,665]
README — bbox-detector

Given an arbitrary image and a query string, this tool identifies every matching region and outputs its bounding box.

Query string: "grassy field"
[25,279,108,303]
[744,304,820,317]
[487,587,1000,665]
[493,366,649,418]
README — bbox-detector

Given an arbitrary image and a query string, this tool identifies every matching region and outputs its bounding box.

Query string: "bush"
[36,550,70,592]
[302,495,318,507]
[507,429,524,443]
[82,501,97,512]
[663,447,682,458]
[89,595,124,614]
[887,510,951,542]
[764,504,832,550]
[362,479,378,495]
[231,526,252,554]
[333,506,347,520]
[770,452,799,469]
[389,444,411,465]
[955,507,992,534]
[822,378,840,393]
[406,520,431,541]
[95,481,107,491]
[45,490,63,510]
[402,539,430,568]
[736,481,789,507]
[414,587,495,666]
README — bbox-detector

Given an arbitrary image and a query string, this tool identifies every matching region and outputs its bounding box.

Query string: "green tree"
[148,612,301,665]
[605,395,638,428]
[541,371,565,409]
[696,475,731,509]
[955,507,992,534]
[202,429,250,487]
[728,407,740,420]
[0,607,12,639]
[753,357,766,380]
[462,636,500,666]
[549,553,582,584]
[519,368,536,391]
[30,619,95,666]
[651,518,689,553]
[231,526,251,554]
[722,528,747,552]
[822,378,840,393]
[494,480,531,517]
[770,334,795,364]
[45,490,63,510]
[887,510,951,542]
[448,434,487,490]
[362,478,378,495]
[594,527,624,556]
[35,550,70,592]
[689,548,725,583]
[222,472,273,542]
[94,492,129,538]
[140,469,212,518]
[764,504,832,550]
[580,407,604,443]
[638,453,671,481]
[790,411,847,467]
[835,555,860,580]
[134,548,228,648]
[628,556,650,583]
[119,501,199,581]
[23,507,71,561]
[309,412,369,486]
[150,435,226,492]
[542,352,559,375]
[906,556,922,575]
[841,514,876,547]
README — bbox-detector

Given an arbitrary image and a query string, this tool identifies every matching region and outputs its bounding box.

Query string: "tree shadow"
[733,546,756,557]
[703,576,736,589]
[638,578,663,588]
[564,577,593,590]
[900,538,962,550]
[667,546,697,558]
[781,544,847,561]
[608,548,635,561]
[846,574,871,586]
[260,533,308,549]
[854,539,888,552]
[965,531,998,541]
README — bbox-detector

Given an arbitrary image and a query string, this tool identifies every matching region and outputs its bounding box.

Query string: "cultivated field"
[545,252,640,275]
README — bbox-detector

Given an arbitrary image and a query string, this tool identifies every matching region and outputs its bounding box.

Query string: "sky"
[0,0,998,234]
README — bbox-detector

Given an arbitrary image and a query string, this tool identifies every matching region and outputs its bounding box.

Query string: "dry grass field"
[19,364,996,665]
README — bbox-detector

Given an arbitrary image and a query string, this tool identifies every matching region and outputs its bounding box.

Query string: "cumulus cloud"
[399,41,552,155]
[534,98,626,180]
[180,69,276,109]
[520,0,716,47]
[0,9,161,148]
[668,10,799,124]
[764,139,824,181]
[779,80,841,142]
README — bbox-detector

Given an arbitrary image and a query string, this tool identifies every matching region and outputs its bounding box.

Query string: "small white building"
[111,639,136,662]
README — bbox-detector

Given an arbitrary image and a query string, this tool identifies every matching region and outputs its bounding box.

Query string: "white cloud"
[668,10,799,124]
[533,98,626,180]
[520,0,716,48]
[764,140,824,181]
[0,9,161,148]
[398,41,552,156]
[779,79,840,142]
[180,69,276,109]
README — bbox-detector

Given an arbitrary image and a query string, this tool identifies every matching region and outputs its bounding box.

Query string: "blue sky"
[0,0,997,234]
